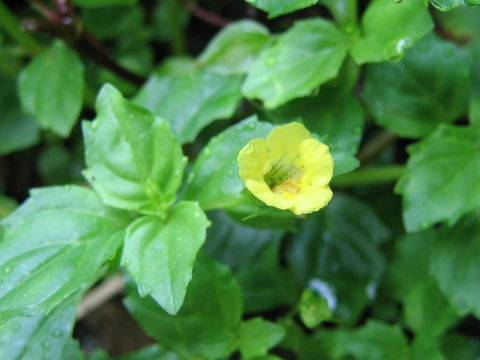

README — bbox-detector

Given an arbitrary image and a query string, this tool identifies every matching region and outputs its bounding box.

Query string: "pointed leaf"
[239,318,285,358]
[122,201,209,314]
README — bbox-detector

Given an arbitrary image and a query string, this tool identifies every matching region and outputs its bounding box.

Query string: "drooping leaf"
[18,40,85,137]
[350,0,433,64]
[198,20,270,74]
[0,186,131,319]
[287,193,389,323]
[134,58,243,144]
[124,253,243,359]
[363,34,471,138]
[121,201,209,315]
[239,318,285,358]
[0,76,39,155]
[83,84,186,214]
[430,213,480,318]
[243,0,319,18]
[395,125,480,232]
[242,18,349,108]
[0,293,82,360]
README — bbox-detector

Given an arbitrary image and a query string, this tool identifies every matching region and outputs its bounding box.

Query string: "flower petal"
[245,179,293,210]
[290,185,333,215]
[300,138,334,187]
[238,138,269,182]
[266,122,311,159]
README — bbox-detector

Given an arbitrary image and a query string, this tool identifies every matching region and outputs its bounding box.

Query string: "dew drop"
[51,329,62,338]
[124,258,131,265]
[266,57,277,66]
[3,267,12,275]
[243,144,253,154]
[11,322,21,333]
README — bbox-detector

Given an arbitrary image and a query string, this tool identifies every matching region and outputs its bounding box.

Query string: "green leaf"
[237,239,297,313]
[435,7,480,40]
[430,213,480,318]
[134,58,243,144]
[0,186,131,319]
[430,0,480,11]
[0,76,39,155]
[73,0,138,8]
[18,40,85,137]
[183,116,273,210]
[122,201,208,315]
[0,293,82,360]
[386,232,458,337]
[124,253,242,359]
[395,125,480,232]
[239,318,285,358]
[287,193,389,323]
[350,0,433,64]
[242,18,349,108]
[204,210,282,269]
[198,20,270,74]
[83,84,186,214]
[90,344,177,360]
[299,289,333,329]
[244,0,318,18]
[363,34,471,138]
[441,333,480,360]
[470,40,480,127]
[343,320,410,360]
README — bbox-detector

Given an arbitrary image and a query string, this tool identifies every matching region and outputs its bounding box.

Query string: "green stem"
[331,165,405,188]
[0,1,43,54]
[345,0,358,28]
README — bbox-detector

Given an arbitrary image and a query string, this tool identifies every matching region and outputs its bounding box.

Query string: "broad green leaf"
[244,0,318,18]
[152,0,190,51]
[18,40,85,137]
[470,41,480,127]
[386,232,458,336]
[363,34,471,138]
[90,344,177,360]
[411,337,445,360]
[0,76,39,155]
[183,116,273,210]
[122,201,208,315]
[350,0,433,64]
[395,126,480,232]
[198,20,270,74]
[134,58,243,144]
[0,186,131,319]
[299,289,333,329]
[83,84,186,214]
[430,213,480,318]
[237,239,297,313]
[242,18,349,108]
[342,321,409,360]
[0,293,82,360]
[430,0,480,11]
[204,210,282,269]
[287,193,389,323]
[125,253,243,359]
[73,0,137,8]
[239,318,285,358]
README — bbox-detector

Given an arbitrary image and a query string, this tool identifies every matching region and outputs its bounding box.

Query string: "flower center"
[263,158,304,194]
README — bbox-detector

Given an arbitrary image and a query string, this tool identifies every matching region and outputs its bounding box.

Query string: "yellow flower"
[237,122,334,215]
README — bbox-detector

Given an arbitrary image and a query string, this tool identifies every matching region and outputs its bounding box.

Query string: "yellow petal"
[266,122,311,160]
[290,185,333,215]
[238,138,269,182]
[245,179,293,209]
[300,138,334,187]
